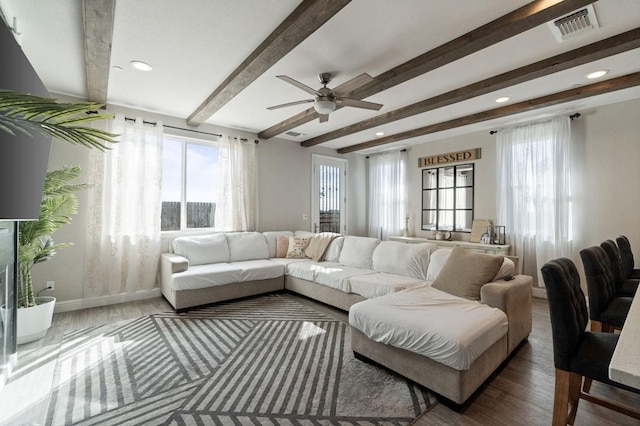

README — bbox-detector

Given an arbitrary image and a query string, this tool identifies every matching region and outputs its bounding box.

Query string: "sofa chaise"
[159,230,532,405]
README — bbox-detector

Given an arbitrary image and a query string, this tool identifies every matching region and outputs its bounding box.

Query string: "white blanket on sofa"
[349,285,508,370]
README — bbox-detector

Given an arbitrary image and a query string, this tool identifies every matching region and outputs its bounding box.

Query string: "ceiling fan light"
[314,99,336,115]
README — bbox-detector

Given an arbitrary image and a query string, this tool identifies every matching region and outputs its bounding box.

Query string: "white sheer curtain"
[84,114,163,297]
[215,136,257,231]
[496,116,572,286]
[368,150,407,240]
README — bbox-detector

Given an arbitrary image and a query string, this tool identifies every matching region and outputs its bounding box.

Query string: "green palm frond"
[0,89,119,150]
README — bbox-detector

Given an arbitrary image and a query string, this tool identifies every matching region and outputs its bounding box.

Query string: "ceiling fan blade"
[319,114,329,123]
[333,73,374,96]
[276,75,319,96]
[267,99,314,110]
[337,97,383,111]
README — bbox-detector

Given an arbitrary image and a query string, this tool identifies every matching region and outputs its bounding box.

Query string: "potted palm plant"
[0,89,117,343]
[15,166,88,342]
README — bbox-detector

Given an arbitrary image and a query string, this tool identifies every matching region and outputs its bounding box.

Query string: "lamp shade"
[314,99,336,115]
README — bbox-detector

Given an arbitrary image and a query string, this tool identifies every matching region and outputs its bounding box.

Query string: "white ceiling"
[3,0,640,154]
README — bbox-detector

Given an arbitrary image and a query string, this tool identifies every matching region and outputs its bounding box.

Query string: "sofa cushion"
[339,236,381,269]
[286,261,337,282]
[226,232,269,262]
[171,233,229,266]
[323,236,345,262]
[229,259,285,281]
[372,241,434,280]
[286,236,312,259]
[263,231,294,258]
[432,246,504,300]
[314,264,376,293]
[349,273,426,299]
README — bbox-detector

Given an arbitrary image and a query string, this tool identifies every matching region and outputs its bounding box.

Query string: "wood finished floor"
[2,294,639,425]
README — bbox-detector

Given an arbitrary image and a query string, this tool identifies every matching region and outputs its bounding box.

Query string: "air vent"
[548,4,599,42]
[285,131,302,137]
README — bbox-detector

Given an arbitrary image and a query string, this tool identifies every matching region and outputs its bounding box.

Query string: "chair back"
[541,258,588,371]
[580,246,617,322]
[601,239,625,291]
[616,235,634,278]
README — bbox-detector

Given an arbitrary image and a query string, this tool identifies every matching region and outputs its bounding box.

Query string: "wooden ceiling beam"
[258,0,596,139]
[82,0,116,105]
[187,0,351,126]
[337,72,640,154]
[303,27,640,147]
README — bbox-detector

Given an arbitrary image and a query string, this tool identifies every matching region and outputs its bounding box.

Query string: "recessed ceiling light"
[375,131,385,137]
[587,69,608,79]
[495,96,510,103]
[130,60,153,71]
[112,65,123,71]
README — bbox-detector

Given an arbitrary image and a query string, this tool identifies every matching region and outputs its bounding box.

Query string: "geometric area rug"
[46,294,437,425]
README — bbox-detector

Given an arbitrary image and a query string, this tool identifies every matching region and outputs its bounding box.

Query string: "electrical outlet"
[47,280,55,291]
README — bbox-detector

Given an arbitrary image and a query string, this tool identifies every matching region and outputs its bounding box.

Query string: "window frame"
[421,163,474,232]
[161,133,219,233]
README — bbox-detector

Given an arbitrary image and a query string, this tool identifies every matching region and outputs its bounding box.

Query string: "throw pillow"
[286,236,311,259]
[431,246,504,300]
[275,235,290,258]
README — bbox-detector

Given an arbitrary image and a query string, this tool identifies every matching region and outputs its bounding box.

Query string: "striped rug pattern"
[46,294,436,425]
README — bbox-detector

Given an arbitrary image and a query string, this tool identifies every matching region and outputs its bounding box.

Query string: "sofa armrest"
[481,274,533,355]
[162,253,189,273]
[160,253,189,300]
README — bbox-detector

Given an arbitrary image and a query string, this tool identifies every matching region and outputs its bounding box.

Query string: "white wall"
[255,138,367,236]
[405,131,497,240]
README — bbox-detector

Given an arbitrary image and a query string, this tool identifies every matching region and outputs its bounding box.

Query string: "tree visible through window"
[161,136,218,231]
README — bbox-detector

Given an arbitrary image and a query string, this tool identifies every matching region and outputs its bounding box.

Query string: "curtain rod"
[365,148,406,159]
[87,111,259,142]
[122,116,223,138]
[489,112,581,135]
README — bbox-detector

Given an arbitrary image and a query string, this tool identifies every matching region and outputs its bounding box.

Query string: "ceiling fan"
[267,72,383,122]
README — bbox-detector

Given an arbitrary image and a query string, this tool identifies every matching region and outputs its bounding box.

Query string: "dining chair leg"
[589,320,602,332]
[553,369,581,425]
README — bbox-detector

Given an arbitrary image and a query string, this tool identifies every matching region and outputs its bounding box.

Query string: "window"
[161,136,218,231]
[421,163,474,232]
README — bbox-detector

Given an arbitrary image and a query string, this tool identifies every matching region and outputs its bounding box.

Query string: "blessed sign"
[418,148,481,167]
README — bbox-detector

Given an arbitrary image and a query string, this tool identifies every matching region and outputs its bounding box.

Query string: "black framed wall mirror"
[421,163,474,232]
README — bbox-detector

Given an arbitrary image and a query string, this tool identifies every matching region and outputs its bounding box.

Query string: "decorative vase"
[14,297,56,344]
[403,216,410,237]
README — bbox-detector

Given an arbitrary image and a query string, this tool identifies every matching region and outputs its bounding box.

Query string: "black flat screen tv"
[0,19,51,220]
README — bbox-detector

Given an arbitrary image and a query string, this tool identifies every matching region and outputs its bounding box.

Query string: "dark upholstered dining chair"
[616,235,640,280]
[579,246,633,333]
[601,239,639,297]
[541,258,640,425]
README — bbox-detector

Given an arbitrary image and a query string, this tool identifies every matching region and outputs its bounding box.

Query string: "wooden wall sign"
[418,148,481,167]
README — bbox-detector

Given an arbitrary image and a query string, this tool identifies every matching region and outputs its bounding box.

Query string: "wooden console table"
[389,236,511,256]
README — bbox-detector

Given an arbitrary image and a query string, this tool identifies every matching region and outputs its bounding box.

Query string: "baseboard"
[532,287,547,299]
[54,288,163,313]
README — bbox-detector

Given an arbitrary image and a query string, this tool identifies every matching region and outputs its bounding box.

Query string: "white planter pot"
[15,297,56,344]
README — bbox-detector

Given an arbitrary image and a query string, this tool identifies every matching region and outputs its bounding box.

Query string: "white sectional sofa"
[160,230,532,405]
